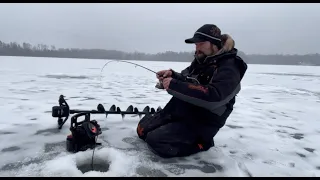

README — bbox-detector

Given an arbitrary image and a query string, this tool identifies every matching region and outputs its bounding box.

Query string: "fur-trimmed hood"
[216,34,235,55]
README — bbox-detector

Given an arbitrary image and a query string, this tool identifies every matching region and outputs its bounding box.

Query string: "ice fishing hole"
[76,158,110,173]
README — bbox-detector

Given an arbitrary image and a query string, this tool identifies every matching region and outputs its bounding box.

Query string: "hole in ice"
[76,157,110,173]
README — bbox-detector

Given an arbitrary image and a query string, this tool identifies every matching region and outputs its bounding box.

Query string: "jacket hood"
[216,34,235,56]
[206,34,248,80]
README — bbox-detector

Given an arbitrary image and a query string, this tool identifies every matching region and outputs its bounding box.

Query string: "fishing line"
[99,60,158,86]
[91,135,98,171]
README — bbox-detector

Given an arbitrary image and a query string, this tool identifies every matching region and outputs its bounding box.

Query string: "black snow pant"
[136,111,216,158]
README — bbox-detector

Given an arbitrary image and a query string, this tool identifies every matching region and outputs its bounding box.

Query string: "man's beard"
[195,51,207,64]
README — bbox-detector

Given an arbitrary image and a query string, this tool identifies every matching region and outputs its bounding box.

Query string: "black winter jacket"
[163,48,247,135]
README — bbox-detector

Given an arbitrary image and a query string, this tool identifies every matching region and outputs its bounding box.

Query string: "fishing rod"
[99,59,200,85]
[99,59,167,89]
[100,60,158,83]
[100,59,158,75]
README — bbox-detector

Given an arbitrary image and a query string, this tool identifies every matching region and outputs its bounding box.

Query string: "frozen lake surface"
[0,56,320,177]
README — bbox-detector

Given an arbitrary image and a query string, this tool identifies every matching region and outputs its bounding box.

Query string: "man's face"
[195,41,214,58]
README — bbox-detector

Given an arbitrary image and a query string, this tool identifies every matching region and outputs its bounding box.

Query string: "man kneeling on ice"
[136,24,248,158]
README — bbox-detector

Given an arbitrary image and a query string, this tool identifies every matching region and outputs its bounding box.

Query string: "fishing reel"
[66,112,102,153]
[155,81,164,89]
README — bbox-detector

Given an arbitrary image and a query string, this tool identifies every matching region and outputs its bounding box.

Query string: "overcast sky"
[0,3,319,55]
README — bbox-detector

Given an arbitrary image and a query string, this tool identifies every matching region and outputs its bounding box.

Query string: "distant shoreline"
[1,54,318,67]
[1,40,319,66]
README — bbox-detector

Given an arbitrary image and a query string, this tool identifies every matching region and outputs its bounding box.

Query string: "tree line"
[0,40,319,66]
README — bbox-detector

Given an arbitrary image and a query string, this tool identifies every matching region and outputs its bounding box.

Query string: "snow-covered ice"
[0,56,320,177]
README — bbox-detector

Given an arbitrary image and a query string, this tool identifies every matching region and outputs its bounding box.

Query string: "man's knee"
[136,111,171,140]
[136,114,154,140]
[145,129,180,158]
[144,123,204,158]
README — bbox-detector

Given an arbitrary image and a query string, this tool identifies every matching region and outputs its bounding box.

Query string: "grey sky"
[0,3,319,55]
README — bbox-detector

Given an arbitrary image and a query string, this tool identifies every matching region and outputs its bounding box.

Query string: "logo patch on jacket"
[188,84,209,94]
